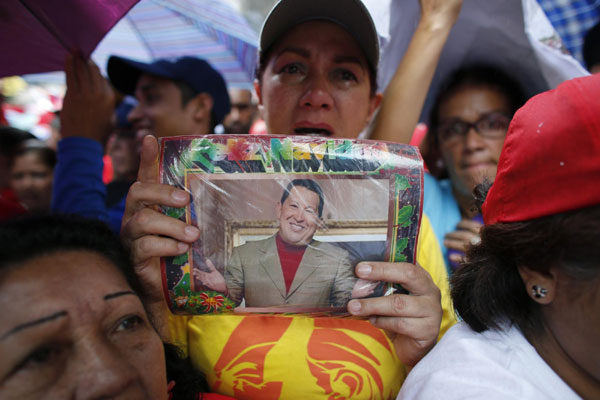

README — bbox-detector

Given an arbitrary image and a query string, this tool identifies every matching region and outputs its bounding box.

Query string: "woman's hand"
[120,135,200,307]
[347,261,442,367]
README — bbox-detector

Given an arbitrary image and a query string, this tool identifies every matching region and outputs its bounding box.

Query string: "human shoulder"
[398,322,579,400]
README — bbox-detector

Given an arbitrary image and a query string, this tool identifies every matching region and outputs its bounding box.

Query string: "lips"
[293,122,334,137]
[288,221,306,232]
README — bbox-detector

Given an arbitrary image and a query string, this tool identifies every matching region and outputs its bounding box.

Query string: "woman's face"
[256,21,381,138]
[0,250,167,400]
[10,152,53,214]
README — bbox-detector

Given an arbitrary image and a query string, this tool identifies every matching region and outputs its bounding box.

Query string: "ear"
[517,266,557,305]
[366,92,383,124]
[254,79,264,114]
[189,93,214,122]
[275,202,282,220]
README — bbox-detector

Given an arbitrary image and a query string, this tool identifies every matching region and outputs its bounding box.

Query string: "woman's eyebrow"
[103,290,137,301]
[1,311,68,341]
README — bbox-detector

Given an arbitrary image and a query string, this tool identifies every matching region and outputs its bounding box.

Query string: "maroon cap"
[483,74,600,225]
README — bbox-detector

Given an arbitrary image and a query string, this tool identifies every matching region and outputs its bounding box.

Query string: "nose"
[463,125,485,153]
[75,339,140,399]
[127,102,143,125]
[299,73,334,110]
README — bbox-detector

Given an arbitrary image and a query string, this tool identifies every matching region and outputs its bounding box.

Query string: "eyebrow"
[104,290,137,301]
[1,311,68,341]
[333,55,365,67]
[278,47,365,67]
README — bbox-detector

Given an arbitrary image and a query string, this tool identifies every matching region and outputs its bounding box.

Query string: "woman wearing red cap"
[398,74,600,399]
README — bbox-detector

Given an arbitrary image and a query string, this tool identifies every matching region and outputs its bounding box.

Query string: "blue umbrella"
[93,0,259,88]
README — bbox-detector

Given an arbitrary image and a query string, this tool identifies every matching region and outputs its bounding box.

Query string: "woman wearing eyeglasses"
[421,66,527,271]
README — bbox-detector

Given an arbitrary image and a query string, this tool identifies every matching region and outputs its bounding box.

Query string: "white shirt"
[398,321,580,399]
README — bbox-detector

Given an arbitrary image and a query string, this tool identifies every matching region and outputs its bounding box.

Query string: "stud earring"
[531,285,547,299]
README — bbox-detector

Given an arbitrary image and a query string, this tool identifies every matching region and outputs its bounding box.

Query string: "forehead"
[266,20,368,67]
[0,251,131,325]
[229,89,252,103]
[439,84,512,119]
[284,185,320,206]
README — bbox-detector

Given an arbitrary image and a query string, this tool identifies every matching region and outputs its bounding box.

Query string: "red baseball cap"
[482,74,600,225]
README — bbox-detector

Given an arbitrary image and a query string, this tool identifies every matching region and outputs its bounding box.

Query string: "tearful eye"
[281,64,303,75]
[338,70,357,82]
[115,315,144,332]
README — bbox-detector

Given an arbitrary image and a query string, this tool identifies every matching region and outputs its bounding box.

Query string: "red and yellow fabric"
[168,215,455,399]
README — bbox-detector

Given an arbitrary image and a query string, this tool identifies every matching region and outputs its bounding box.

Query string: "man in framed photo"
[194,179,356,308]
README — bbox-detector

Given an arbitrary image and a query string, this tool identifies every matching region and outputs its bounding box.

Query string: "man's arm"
[53,54,119,229]
[223,248,244,306]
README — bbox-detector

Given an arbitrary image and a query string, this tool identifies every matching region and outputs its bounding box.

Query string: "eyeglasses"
[437,112,510,143]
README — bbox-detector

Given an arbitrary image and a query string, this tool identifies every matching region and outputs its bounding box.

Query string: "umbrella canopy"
[93,0,259,88]
[18,0,259,88]
[0,0,139,78]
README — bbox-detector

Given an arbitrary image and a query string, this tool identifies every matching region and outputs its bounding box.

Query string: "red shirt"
[275,233,307,293]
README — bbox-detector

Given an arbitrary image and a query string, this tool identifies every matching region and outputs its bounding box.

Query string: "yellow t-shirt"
[168,214,456,399]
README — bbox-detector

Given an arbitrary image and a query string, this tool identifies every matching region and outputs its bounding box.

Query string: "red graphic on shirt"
[307,319,389,399]
[213,316,292,399]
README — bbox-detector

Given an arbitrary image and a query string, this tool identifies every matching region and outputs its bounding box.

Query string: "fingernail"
[172,190,188,202]
[357,264,372,276]
[348,300,361,313]
[177,242,189,252]
[185,226,199,238]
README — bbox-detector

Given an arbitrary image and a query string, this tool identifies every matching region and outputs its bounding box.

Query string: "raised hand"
[347,261,442,367]
[61,53,115,142]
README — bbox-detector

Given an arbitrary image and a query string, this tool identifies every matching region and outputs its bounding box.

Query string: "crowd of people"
[0,0,599,398]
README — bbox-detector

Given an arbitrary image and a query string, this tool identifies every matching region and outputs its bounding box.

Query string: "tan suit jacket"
[224,235,356,308]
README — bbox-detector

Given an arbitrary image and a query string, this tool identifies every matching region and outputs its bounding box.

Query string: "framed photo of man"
[159,135,423,315]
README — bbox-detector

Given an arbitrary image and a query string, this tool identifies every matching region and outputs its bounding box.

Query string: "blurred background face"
[109,135,140,181]
[276,185,321,246]
[223,88,256,134]
[10,151,53,214]
[128,74,199,139]
[257,21,380,139]
[0,250,167,400]
[437,84,511,197]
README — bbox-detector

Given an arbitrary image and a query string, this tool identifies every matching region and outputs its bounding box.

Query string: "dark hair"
[583,22,600,71]
[174,80,218,131]
[0,126,36,158]
[0,214,143,295]
[429,65,527,147]
[451,182,600,337]
[280,179,324,217]
[12,140,57,169]
[255,39,378,97]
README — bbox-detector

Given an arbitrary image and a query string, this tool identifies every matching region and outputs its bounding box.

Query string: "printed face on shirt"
[276,186,322,246]
[0,250,167,400]
[256,21,382,138]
